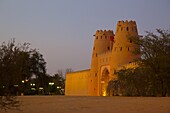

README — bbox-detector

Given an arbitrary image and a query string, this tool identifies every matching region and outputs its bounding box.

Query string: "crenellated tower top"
[116,20,138,34]
[95,30,114,35]
[111,20,139,68]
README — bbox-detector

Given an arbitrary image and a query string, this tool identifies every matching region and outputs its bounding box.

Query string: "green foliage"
[0,39,47,109]
[48,73,65,95]
[111,29,170,96]
[115,67,154,96]
[47,69,72,95]
[107,79,120,96]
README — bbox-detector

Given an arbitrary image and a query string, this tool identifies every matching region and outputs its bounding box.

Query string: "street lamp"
[49,82,54,85]
[22,80,25,83]
[30,83,35,86]
[48,82,54,95]
[21,78,29,96]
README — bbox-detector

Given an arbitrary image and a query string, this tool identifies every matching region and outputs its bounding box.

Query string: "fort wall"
[65,69,90,96]
[65,20,140,96]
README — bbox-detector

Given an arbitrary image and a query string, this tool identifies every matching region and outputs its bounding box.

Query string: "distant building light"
[49,82,54,85]
[39,87,44,90]
[25,79,28,82]
[30,83,36,86]
[31,88,36,90]
[22,80,25,83]
[57,86,61,89]
[14,85,18,87]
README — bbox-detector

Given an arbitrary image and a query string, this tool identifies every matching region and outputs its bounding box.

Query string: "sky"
[0,0,170,75]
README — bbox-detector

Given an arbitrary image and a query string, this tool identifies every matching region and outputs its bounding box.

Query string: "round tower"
[111,20,140,71]
[89,30,114,96]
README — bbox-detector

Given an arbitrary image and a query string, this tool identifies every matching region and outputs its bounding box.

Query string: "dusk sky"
[0,0,170,75]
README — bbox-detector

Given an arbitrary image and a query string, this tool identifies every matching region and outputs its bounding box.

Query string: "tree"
[29,50,48,94]
[115,67,154,96]
[0,39,47,110]
[65,68,73,74]
[115,29,170,96]
[46,68,73,95]
[136,29,170,96]
[107,79,120,96]
[0,39,28,110]
[53,69,73,95]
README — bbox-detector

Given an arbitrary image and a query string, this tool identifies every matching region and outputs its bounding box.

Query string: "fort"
[65,20,140,96]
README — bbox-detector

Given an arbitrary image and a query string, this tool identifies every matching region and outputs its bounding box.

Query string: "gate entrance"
[100,68,109,96]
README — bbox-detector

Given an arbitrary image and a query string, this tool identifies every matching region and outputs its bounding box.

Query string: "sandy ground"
[1,96,170,113]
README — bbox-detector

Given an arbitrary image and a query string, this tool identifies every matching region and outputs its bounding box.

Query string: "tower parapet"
[111,20,139,69]
[116,20,137,34]
[95,29,114,35]
[94,30,114,54]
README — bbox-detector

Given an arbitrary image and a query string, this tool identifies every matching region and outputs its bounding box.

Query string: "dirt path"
[1,96,170,113]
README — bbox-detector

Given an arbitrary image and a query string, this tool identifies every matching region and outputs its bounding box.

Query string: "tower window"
[95,73,97,77]
[108,46,110,50]
[101,36,102,39]
[120,47,122,51]
[93,47,95,50]
[127,27,129,31]
[130,40,132,43]
[121,27,123,31]
[128,47,130,51]
[96,36,98,39]
[96,53,97,57]
[105,36,107,39]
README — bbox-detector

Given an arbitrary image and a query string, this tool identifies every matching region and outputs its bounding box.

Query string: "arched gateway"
[100,68,110,96]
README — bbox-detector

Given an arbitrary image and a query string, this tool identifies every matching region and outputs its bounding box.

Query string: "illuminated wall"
[65,69,90,96]
[111,20,139,70]
[65,20,140,96]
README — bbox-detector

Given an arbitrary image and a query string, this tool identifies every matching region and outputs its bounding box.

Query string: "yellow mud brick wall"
[65,69,90,96]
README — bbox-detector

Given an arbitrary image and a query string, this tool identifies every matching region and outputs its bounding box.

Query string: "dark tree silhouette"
[0,39,47,110]
[114,29,170,96]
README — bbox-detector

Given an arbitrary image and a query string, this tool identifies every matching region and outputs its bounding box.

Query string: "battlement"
[116,20,137,33]
[117,20,136,26]
[96,30,114,35]
[94,29,114,41]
